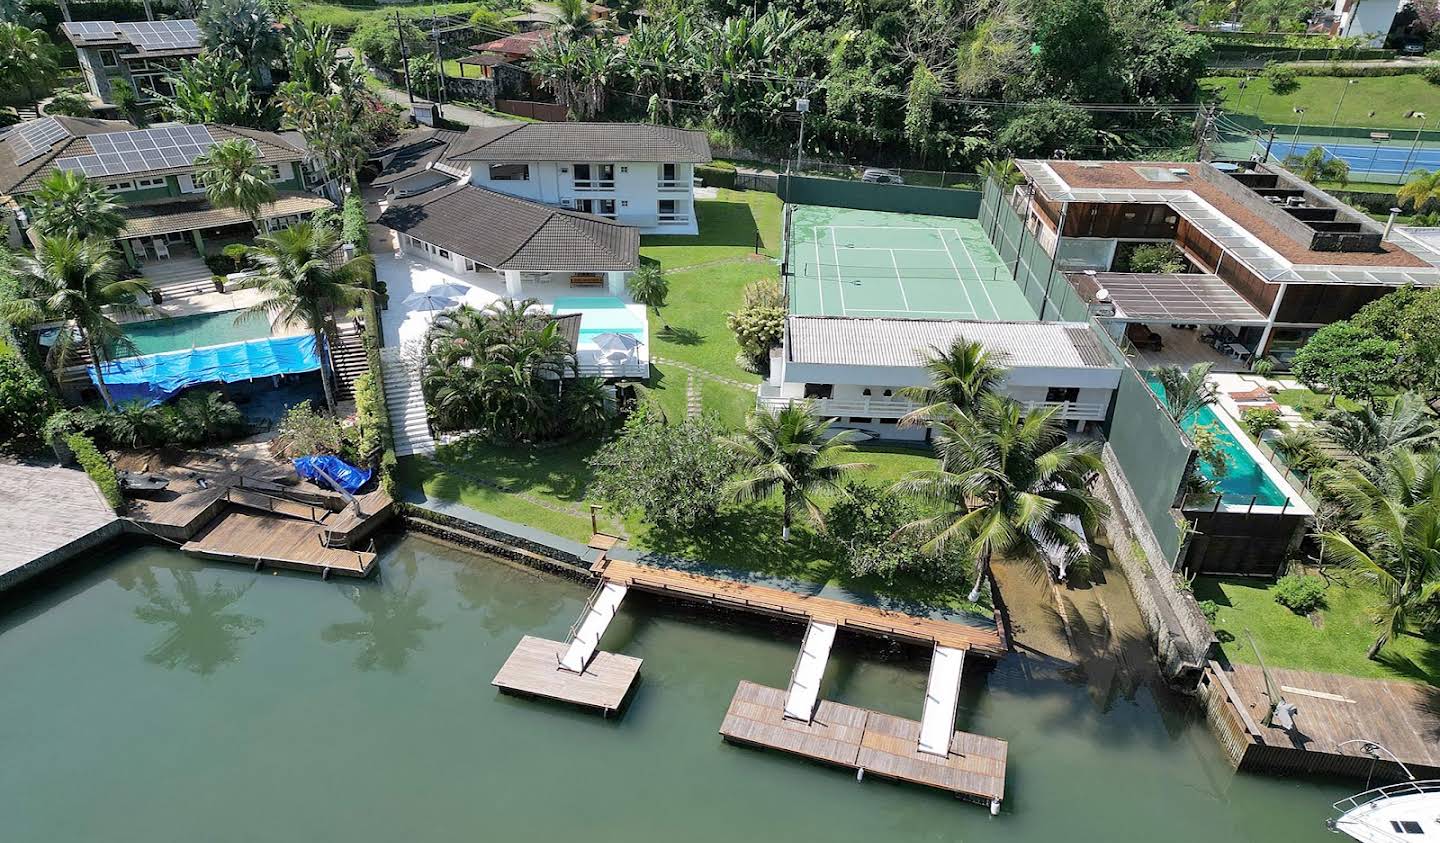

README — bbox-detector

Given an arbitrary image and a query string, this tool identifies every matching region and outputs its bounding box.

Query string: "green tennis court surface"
[786,204,1034,321]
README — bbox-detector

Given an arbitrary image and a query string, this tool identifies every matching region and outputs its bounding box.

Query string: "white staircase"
[783,619,837,722]
[559,581,629,673]
[380,348,435,457]
[918,644,967,757]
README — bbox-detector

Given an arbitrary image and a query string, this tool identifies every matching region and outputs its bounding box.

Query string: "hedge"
[342,194,369,254]
[66,432,123,511]
[696,162,737,189]
[1207,65,1432,79]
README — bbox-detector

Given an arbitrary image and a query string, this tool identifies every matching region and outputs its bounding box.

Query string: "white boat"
[1330,780,1440,842]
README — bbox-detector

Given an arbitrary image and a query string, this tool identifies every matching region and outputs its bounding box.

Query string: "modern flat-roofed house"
[1011,159,1440,369]
[2,116,333,297]
[60,19,203,105]
[371,122,711,235]
[763,317,1122,442]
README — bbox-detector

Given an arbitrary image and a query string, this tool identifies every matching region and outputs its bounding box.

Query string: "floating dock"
[492,635,641,715]
[0,463,122,591]
[721,681,1008,805]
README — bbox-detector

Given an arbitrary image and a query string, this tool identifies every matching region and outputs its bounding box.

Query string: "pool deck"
[0,462,123,591]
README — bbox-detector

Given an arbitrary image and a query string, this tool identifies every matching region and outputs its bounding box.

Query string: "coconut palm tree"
[1322,393,1440,462]
[0,234,152,407]
[1151,362,1217,423]
[234,223,373,413]
[897,338,1004,426]
[0,23,58,108]
[626,264,670,330]
[1318,450,1440,659]
[28,170,126,241]
[1399,169,1440,212]
[194,138,277,232]
[727,401,871,541]
[548,0,604,40]
[892,394,1108,602]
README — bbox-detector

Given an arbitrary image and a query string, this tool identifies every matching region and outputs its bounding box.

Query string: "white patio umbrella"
[591,332,643,354]
[402,281,472,312]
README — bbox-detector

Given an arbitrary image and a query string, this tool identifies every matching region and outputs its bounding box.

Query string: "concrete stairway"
[329,322,368,403]
[380,348,435,457]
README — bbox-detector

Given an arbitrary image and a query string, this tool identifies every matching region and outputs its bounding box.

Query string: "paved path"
[370,80,518,128]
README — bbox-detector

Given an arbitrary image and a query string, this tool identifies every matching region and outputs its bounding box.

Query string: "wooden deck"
[603,560,1005,657]
[1224,662,1440,778]
[0,463,121,590]
[181,509,377,576]
[720,681,1008,804]
[492,635,642,714]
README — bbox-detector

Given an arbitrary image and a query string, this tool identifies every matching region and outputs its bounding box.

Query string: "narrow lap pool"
[1148,380,1290,507]
[118,311,272,358]
[552,295,646,340]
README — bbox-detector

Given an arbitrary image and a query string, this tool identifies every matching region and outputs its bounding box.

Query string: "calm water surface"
[0,536,1350,842]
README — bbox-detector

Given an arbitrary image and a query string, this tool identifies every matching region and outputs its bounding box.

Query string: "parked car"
[861,168,904,184]
[1400,36,1426,55]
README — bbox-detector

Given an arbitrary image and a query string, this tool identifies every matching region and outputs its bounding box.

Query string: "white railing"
[755,394,1107,422]
[572,181,615,191]
[578,359,649,378]
[657,214,691,226]
[657,180,687,191]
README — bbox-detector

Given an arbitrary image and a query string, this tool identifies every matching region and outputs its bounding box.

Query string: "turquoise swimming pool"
[1148,381,1290,507]
[117,311,272,358]
[552,296,646,340]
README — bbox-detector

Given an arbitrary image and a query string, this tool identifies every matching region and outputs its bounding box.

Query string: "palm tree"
[1318,450,1440,659]
[0,234,152,407]
[979,157,1023,190]
[29,170,126,240]
[727,401,871,541]
[548,0,604,40]
[626,264,670,330]
[194,138,278,232]
[104,399,165,447]
[1322,393,1440,461]
[1151,362,1217,423]
[1399,169,1440,211]
[897,338,1004,426]
[0,23,58,108]
[892,394,1108,602]
[234,223,373,413]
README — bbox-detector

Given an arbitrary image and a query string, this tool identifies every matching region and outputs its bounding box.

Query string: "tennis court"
[786,204,1034,321]
[1265,139,1440,178]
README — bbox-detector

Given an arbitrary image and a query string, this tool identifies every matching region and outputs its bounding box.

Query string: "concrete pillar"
[504,270,523,297]
[606,270,626,296]
[191,229,205,257]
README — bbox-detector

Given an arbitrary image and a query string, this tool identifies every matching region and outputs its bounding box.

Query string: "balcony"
[657,179,688,191]
[755,390,1108,422]
[657,213,691,227]
[572,181,615,192]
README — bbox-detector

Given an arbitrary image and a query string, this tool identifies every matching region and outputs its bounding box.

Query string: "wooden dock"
[720,681,1008,805]
[0,462,122,590]
[492,635,641,715]
[182,509,377,576]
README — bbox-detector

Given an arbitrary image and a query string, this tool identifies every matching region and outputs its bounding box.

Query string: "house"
[371,122,711,235]
[2,117,334,295]
[1010,158,1440,369]
[59,19,203,105]
[1328,0,1404,46]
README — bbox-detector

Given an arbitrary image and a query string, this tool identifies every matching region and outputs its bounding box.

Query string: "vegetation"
[198,0,285,85]
[828,480,967,584]
[625,264,670,330]
[588,408,740,530]
[161,54,281,129]
[726,277,786,367]
[1152,362,1218,423]
[1291,322,1397,403]
[43,86,92,118]
[195,138,279,232]
[1125,243,1187,274]
[0,21,56,108]
[28,171,125,241]
[65,432,122,510]
[1283,147,1349,187]
[0,344,51,453]
[1273,573,1327,615]
[899,338,1004,426]
[1203,74,1440,130]
[1320,393,1440,461]
[1240,406,1282,438]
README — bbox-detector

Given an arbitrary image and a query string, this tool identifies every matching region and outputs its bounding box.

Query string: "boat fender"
[990,798,1000,816]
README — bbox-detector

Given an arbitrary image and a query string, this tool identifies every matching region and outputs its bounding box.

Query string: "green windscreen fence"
[778,175,982,218]
[979,177,1193,565]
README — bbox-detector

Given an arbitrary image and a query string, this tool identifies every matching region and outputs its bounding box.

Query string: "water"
[552,295,647,339]
[1146,380,1289,506]
[119,311,272,357]
[0,536,1350,842]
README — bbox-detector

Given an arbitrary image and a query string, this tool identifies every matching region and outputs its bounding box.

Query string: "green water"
[0,536,1350,842]
[118,311,272,358]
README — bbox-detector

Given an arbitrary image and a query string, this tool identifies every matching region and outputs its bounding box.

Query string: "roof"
[469,30,551,56]
[458,52,507,66]
[60,19,202,55]
[0,117,306,195]
[553,312,581,350]
[376,183,639,271]
[1065,272,1268,324]
[371,128,469,188]
[447,123,712,164]
[786,316,1116,370]
[119,192,335,239]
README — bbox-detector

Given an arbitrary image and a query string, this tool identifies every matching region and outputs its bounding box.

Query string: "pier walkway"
[0,462,122,591]
[559,581,628,673]
[919,645,967,756]
[784,619,836,721]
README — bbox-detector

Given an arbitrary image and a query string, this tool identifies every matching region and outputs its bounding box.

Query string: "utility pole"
[1330,78,1358,129]
[396,11,415,104]
[1261,127,1277,162]
[793,94,810,175]
[1401,112,1429,179]
[431,5,447,107]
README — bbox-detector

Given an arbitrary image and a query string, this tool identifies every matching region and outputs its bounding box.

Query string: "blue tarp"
[92,335,321,405]
[293,455,372,494]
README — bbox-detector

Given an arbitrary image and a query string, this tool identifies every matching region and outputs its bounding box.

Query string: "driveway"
[368,78,519,128]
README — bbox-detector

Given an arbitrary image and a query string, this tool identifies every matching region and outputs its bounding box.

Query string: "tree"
[350,18,424,71]
[194,138,278,232]
[529,35,618,120]
[160,54,280,129]
[198,0,283,85]
[0,0,41,26]
[1399,169,1440,211]
[727,401,871,541]
[904,60,942,159]
[626,264,670,330]
[1283,147,1349,187]
[235,223,373,413]
[726,278,786,363]
[898,338,1004,426]
[1291,321,1398,403]
[28,170,126,241]
[979,158,1023,190]
[0,23,56,107]
[589,409,740,530]
[0,345,52,453]
[1151,362,1217,423]
[44,86,93,117]
[548,0,605,40]
[995,99,1095,157]
[1319,450,1440,659]
[892,393,1108,601]
[1031,0,1121,102]
[0,234,153,407]
[828,481,971,584]
[1351,286,1440,398]
[1321,393,1440,460]
[1126,243,1186,274]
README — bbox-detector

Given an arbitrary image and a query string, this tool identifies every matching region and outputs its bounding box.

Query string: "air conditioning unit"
[560,198,575,208]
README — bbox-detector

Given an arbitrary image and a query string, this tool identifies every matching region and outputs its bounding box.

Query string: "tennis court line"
[844,307,978,316]
[943,227,1001,320]
[936,229,981,320]
[889,250,913,313]
[829,227,850,317]
[811,226,825,315]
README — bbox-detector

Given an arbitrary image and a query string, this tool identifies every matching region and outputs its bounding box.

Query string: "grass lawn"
[1202,74,1440,131]
[295,1,488,31]
[641,188,783,269]
[1274,387,1365,420]
[1195,573,1440,686]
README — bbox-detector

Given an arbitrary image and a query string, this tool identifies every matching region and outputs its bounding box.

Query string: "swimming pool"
[1148,381,1290,507]
[117,311,272,358]
[551,296,646,340]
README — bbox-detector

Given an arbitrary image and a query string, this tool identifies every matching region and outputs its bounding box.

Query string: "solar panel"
[55,125,217,178]
[116,19,201,51]
[11,117,71,165]
[62,20,122,43]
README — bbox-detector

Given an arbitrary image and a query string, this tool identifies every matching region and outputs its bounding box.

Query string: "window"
[1045,386,1080,403]
[267,164,284,181]
[105,180,136,193]
[577,198,616,217]
[573,162,614,189]
[438,248,451,260]
[1390,821,1424,835]
[658,199,677,216]
[464,258,482,272]
[661,163,677,182]
[573,163,590,182]
[99,49,118,68]
[803,383,833,400]
[489,163,529,181]
[136,177,165,190]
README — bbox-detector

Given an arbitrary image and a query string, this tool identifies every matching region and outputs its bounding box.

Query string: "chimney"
[1384,207,1402,241]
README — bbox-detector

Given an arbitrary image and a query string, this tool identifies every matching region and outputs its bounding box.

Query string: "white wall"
[467,160,698,234]
[1339,0,1401,45]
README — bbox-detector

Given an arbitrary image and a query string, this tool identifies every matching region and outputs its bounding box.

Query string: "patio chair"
[129,239,150,262]
[152,238,170,260]
[1125,323,1163,352]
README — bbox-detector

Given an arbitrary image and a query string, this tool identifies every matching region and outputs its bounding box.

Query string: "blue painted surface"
[552,296,646,339]
[1268,140,1440,176]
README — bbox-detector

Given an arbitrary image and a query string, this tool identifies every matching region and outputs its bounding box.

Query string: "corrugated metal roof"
[786,317,1116,369]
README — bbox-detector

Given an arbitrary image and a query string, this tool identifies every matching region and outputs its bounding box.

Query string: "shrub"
[1241,406,1282,437]
[350,18,424,70]
[587,409,739,530]
[1273,573,1326,615]
[1250,356,1276,378]
[165,391,245,445]
[727,279,787,360]
[0,348,53,454]
[350,372,387,464]
[696,161,737,189]
[1197,599,1220,624]
[1426,64,1440,86]
[66,432,122,510]
[271,400,343,458]
[342,196,369,254]
[1263,61,1299,94]
[828,481,970,584]
[45,86,93,117]
[1126,243,1186,274]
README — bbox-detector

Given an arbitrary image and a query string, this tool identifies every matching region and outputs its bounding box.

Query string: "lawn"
[1195,573,1440,686]
[295,1,488,31]
[1274,387,1366,420]
[1202,74,1440,131]
[640,188,783,269]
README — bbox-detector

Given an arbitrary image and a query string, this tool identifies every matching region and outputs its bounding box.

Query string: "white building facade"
[466,159,698,234]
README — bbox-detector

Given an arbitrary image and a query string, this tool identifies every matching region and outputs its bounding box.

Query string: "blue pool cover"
[293,455,372,493]
[92,335,320,405]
